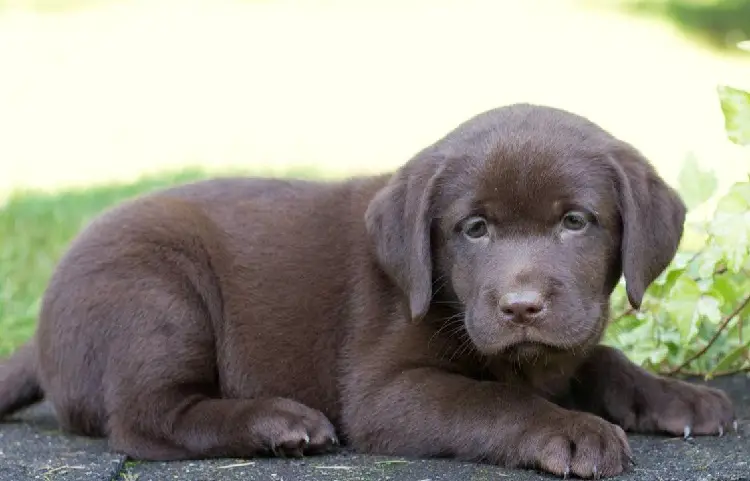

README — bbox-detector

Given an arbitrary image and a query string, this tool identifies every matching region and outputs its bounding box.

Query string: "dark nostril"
[525,303,542,315]
[498,290,546,322]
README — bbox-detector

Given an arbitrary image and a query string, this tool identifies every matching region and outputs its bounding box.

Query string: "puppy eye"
[562,211,589,231]
[462,216,489,239]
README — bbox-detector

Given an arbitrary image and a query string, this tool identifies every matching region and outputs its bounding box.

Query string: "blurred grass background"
[1,0,749,355]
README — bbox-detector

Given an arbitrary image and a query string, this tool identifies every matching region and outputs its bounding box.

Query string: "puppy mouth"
[506,339,564,358]
[465,316,592,356]
[467,327,558,356]
[497,334,563,355]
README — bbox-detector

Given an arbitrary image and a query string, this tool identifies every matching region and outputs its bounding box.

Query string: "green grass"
[622,0,750,52]
[0,168,214,356]
[0,166,337,356]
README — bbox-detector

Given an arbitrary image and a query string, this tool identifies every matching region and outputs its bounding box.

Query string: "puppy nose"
[498,290,546,324]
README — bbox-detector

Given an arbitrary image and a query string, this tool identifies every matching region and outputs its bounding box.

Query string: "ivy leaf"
[647,266,686,299]
[696,244,724,279]
[714,214,750,271]
[710,184,750,272]
[709,276,739,305]
[672,251,698,270]
[706,339,750,379]
[717,85,750,146]
[677,154,718,209]
[647,343,670,367]
[663,276,702,343]
[627,336,661,366]
[696,295,722,324]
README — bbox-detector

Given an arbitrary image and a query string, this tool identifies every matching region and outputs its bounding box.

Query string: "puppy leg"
[344,367,632,479]
[104,286,337,460]
[568,345,735,437]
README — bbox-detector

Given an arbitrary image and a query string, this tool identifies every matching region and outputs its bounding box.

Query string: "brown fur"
[0,104,735,478]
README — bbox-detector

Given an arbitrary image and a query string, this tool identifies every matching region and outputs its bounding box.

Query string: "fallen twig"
[217,461,256,469]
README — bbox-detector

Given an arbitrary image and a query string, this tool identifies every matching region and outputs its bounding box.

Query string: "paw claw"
[593,465,599,479]
[718,425,724,437]
[683,425,692,440]
[734,420,739,433]
[563,466,570,479]
[302,434,310,445]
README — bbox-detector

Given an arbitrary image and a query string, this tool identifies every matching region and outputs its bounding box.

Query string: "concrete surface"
[1,374,748,481]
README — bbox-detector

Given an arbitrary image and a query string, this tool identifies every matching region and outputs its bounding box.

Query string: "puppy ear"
[610,144,687,310]
[364,159,444,321]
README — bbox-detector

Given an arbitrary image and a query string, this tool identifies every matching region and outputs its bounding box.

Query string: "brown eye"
[462,216,489,239]
[562,211,589,231]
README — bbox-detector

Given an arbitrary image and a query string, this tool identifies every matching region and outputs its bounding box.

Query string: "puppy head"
[365,104,686,357]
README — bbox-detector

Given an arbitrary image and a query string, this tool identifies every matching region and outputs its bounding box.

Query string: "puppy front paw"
[613,378,735,438]
[523,411,633,479]
[250,398,339,457]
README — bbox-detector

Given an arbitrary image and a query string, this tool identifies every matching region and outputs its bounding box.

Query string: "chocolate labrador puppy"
[0,104,735,478]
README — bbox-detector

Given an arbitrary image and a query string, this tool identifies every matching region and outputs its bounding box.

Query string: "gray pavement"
[2,375,748,481]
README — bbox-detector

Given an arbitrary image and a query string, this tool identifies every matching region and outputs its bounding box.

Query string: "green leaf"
[677,154,718,209]
[659,328,682,347]
[672,251,698,270]
[663,276,702,343]
[696,295,722,324]
[709,276,739,305]
[647,266,686,299]
[717,85,750,146]
[611,316,652,348]
[710,183,750,272]
[627,340,660,366]
[610,283,630,314]
[694,242,724,279]
[647,343,670,366]
[695,245,723,279]
[707,339,750,378]
[719,182,750,211]
[712,213,750,272]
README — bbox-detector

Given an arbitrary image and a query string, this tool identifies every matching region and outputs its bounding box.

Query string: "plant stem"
[667,292,750,375]
[612,306,635,323]
[661,365,750,378]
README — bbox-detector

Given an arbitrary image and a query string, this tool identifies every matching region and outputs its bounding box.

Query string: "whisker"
[432,300,465,307]
[448,337,472,363]
[428,313,467,349]
[430,275,450,301]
